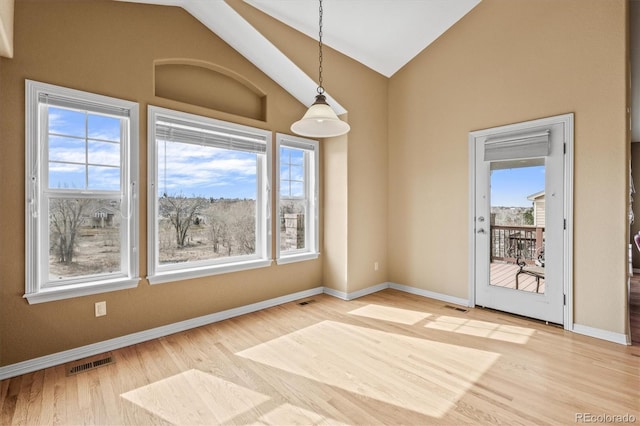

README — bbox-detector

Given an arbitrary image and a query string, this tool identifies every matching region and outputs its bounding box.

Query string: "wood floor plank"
[0,375,21,424]
[24,369,45,426]
[0,376,9,420]
[37,367,56,426]
[11,371,38,425]
[1,289,638,425]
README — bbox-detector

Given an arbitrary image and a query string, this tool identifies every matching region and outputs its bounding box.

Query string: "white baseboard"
[0,287,324,381]
[0,282,464,379]
[2,282,628,380]
[346,282,390,300]
[389,282,470,307]
[323,282,390,300]
[322,287,348,300]
[322,282,469,305]
[572,324,631,345]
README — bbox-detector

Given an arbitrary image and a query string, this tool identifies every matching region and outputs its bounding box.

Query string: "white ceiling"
[243,0,481,78]
[119,0,481,112]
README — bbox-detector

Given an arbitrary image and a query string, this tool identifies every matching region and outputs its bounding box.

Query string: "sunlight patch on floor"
[256,403,349,425]
[348,303,432,325]
[121,369,347,424]
[121,369,270,424]
[424,315,535,344]
[236,320,500,418]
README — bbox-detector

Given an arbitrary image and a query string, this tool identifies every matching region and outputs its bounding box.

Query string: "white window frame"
[275,133,319,264]
[147,106,272,284]
[25,80,140,304]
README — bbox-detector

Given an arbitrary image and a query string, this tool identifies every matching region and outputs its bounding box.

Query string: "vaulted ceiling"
[243,0,481,78]
[118,0,481,114]
[115,0,638,141]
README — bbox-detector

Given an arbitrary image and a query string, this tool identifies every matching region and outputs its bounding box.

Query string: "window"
[147,106,272,284]
[276,133,319,264]
[25,80,140,304]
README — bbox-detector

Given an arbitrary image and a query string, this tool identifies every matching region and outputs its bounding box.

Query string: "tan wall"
[322,136,348,293]
[0,56,3,358]
[0,0,327,366]
[345,78,389,292]
[389,0,629,334]
[228,0,389,295]
[2,0,628,367]
[0,0,389,366]
[631,0,639,143]
[0,0,13,58]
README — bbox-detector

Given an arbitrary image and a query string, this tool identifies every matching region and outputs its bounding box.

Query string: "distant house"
[92,207,117,228]
[527,191,545,227]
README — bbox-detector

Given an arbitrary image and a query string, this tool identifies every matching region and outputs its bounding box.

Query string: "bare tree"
[49,198,90,264]
[209,220,229,254]
[159,193,208,248]
[234,208,255,254]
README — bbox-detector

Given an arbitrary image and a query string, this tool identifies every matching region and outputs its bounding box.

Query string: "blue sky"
[48,106,306,199]
[280,147,304,198]
[52,105,539,205]
[158,140,259,199]
[491,165,545,207]
[48,107,122,191]
[156,142,305,199]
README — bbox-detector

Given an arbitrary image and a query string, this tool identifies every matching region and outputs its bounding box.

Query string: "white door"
[471,115,572,325]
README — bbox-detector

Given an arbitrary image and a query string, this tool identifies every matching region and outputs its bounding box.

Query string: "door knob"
[477,228,486,234]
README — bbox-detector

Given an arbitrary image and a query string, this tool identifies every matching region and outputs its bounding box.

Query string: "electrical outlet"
[95,301,107,317]
[374,261,379,271]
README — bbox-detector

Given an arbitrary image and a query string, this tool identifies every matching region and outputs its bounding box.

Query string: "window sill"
[148,258,273,285]
[276,252,320,265]
[24,278,140,304]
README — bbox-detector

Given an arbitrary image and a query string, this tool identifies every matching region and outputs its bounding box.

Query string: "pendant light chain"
[290,0,350,137]
[317,0,324,95]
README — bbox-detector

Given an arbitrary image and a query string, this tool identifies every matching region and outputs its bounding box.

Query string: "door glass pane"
[489,160,545,293]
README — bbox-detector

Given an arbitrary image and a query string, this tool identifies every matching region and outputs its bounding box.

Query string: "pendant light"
[291,0,350,138]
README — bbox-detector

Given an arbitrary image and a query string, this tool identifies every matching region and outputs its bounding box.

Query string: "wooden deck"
[490,261,545,293]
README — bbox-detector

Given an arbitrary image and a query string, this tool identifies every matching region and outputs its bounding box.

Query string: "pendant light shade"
[291,94,351,138]
[291,0,350,139]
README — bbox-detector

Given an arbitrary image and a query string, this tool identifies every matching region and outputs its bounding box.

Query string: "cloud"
[157,141,259,197]
[280,165,304,182]
[88,142,120,166]
[48,106,122,142]
[48,107,85,136]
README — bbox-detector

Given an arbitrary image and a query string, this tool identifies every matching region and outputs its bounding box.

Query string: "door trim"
[468,113,574,330]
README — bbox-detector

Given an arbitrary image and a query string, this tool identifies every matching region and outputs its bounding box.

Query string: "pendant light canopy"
[291,0,350,138]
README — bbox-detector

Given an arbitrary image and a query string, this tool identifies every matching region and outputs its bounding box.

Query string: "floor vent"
[444,305,469,313]
[298,299,316,306]
[66,353,115,376]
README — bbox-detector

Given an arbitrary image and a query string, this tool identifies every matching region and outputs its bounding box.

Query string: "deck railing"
[490,225,544,264]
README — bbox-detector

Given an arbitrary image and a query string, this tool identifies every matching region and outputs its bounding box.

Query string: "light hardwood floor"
[1,289,639,425]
